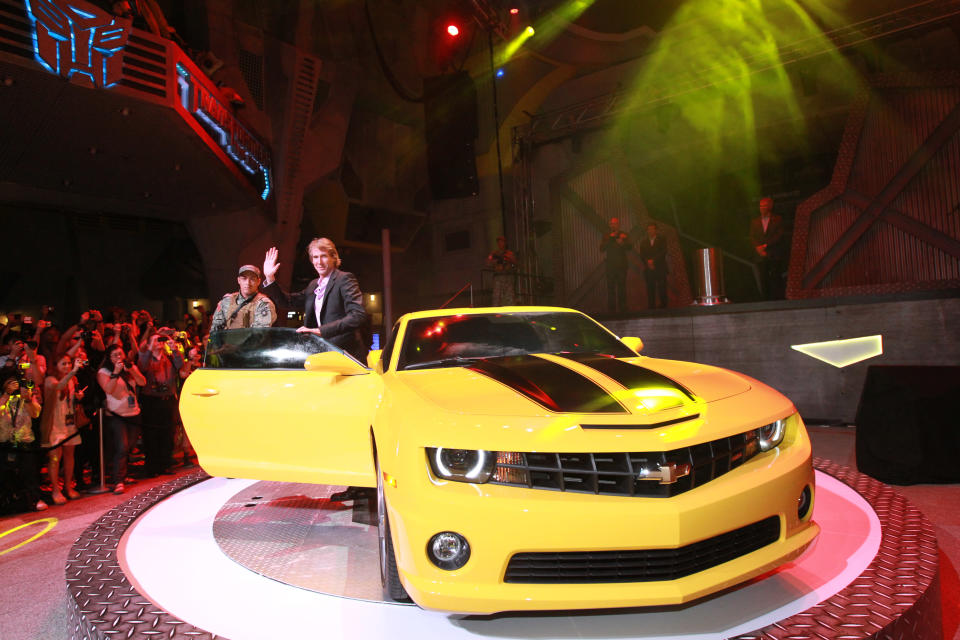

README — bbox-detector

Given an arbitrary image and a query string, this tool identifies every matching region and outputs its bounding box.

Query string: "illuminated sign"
[25,0,130,88]
[177,63,272,200]
[791,335,884,368]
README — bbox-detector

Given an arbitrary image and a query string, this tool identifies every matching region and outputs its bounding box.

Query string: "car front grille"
[504,516,781,583]
[490,430,763,498]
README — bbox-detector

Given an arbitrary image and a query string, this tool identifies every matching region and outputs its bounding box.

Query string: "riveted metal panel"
[789,72,960,298]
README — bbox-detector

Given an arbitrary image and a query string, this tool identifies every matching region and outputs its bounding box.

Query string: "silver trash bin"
[694,248,728,305]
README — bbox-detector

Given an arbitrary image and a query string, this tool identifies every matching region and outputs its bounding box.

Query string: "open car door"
[180,328,378,487]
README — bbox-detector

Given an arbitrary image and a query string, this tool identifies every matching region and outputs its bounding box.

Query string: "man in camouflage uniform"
[210,265,276,331]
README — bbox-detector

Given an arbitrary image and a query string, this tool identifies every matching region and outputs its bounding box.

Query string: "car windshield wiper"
[403,356,484,370]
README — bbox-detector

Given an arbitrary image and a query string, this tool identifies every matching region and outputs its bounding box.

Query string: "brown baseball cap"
[238,265,262,278]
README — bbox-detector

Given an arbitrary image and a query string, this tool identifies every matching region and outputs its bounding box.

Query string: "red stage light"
[509,7,519,14]
[446,24,460,37]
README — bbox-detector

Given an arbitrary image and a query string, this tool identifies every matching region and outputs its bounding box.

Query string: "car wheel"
[377,456,410,603]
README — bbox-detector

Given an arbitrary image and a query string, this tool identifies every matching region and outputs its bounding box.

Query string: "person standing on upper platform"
[638,222,668,309]
[750,197,787,300]
[210,265,276,332]
[261,238,368,362]
[601,217,631,313]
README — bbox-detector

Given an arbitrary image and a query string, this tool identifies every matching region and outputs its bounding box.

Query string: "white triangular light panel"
[791,335,883,368]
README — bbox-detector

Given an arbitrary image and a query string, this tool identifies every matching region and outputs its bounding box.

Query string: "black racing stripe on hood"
[468,355,628,414]
[559,353,696,401]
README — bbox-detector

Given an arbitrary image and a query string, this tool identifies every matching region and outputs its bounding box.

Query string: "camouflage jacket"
[210,292,276,332]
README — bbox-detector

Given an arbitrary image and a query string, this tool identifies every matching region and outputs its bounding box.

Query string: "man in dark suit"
[638,222,668,309]
[749,197,787,300]
[261,238,368,362]
[601,217,631,313]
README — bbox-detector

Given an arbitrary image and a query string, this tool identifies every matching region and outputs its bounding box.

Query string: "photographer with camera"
[71,345,102,490]
[75,310,107,364]
[98,344,146,494]
[0,370,46,513]
[41,353,86,504]
[132,310,156,351]
[3,338,46,390]
[137,332,184,477]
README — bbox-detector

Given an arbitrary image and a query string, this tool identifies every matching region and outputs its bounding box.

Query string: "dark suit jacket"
[749,214,787,261]
[261,269,368,361]
[638,235,668,272]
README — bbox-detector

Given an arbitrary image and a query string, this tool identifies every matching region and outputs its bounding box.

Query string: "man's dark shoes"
[328,486,367,502]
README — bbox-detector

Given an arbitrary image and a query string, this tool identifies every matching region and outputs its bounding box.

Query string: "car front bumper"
[385,428,818,614]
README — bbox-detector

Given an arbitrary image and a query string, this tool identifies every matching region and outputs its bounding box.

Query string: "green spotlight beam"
[514,1,960,146]
[497,0,596,66]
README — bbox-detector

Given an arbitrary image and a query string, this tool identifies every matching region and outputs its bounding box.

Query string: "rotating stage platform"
[65,459,942,640]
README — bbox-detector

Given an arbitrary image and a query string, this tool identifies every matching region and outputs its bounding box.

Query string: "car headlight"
[427,448,496,483]
[757,417,787,451]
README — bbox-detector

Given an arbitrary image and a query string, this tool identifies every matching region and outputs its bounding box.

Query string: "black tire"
[377,456,410,602]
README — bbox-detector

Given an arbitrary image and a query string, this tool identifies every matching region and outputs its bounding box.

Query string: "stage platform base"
[66,459,942,640]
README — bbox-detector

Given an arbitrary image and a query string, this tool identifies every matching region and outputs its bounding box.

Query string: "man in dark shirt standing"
[750,197,787,300]
[138,333,184,476]
[638,222,668,309]
[601,217,630,313]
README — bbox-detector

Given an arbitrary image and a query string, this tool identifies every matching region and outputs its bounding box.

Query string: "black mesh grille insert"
[489,430,762,498]
[504,516,780,583]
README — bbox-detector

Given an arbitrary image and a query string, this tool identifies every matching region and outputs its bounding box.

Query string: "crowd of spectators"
[0,306,210,514]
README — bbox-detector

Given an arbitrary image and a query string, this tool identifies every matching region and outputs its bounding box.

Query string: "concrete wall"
[602,295,960,423]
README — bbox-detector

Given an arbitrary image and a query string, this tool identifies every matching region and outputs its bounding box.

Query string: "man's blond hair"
[306,237,341,267]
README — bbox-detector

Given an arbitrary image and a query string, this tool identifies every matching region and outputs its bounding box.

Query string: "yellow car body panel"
[181,367,379,486]
[181,306,819,614]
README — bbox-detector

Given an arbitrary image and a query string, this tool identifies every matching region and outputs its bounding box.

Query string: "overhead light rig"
[467,0,511,40]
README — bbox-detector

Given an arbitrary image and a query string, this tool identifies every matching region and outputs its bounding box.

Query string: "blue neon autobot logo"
[25,0,130,88]
[177,63,272,201]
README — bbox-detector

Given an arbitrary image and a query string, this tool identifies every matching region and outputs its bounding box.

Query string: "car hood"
[396,354,751,418]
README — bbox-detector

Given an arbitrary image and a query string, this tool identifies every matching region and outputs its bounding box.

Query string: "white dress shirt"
[314,275,330,326]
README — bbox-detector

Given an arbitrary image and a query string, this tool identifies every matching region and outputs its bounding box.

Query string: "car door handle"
[191,389,220,397]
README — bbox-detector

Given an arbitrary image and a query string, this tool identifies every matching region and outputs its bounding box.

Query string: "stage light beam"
[446,23,460,37]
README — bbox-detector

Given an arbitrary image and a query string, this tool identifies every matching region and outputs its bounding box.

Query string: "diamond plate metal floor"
[212,482,384,601]
[66,461,942,640]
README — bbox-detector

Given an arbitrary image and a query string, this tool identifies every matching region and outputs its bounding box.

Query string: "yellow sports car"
[181,306,818,614]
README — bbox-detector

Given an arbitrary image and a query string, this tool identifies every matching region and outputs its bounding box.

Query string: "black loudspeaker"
[855,365,960,485]
[423,72,478,199]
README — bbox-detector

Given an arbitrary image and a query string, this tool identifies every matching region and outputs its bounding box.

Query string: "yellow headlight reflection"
[613,386,692,414]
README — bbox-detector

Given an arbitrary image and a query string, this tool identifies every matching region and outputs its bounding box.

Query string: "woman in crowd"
[0,371,46,512]
[41,353,84,504]
[97,344,146,494]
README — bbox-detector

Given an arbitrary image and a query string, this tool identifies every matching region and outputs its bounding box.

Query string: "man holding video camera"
[137,331,184,477]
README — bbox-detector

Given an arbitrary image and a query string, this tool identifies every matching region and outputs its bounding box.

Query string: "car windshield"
[205,328,353,369]
[396,311,634,370]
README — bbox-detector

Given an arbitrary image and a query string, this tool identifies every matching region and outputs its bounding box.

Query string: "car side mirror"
[367,349,383,370]
[304,351,369,376]
[621,336,643,353]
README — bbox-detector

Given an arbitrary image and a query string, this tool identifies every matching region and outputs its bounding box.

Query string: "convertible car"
[180,306,818,614]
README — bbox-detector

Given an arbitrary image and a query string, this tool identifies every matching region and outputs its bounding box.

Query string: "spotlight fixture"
[509,7,519,14]
[446,23,460,37]
[496,68,505,78]
[525,25,535,35]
